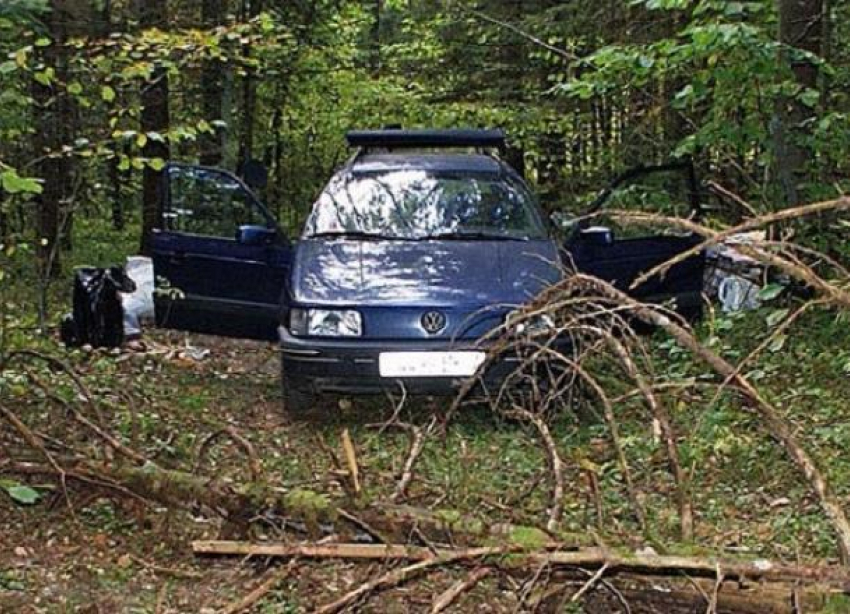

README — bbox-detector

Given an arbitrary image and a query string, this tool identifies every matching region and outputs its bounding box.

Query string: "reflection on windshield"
[304,170,546,240]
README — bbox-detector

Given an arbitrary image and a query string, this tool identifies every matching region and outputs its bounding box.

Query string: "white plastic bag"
[122,256,154,338]
[718,275,762,312]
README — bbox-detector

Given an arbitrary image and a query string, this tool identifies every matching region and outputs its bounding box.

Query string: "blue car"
[152,129,704,413]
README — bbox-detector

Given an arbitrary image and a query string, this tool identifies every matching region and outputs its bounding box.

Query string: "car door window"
[587,166,699,239]
[163,166,269,238]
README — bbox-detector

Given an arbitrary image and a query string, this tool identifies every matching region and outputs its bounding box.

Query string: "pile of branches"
[455,194,850,561]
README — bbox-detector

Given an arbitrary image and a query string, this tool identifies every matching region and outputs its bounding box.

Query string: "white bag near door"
[122,256,155,338]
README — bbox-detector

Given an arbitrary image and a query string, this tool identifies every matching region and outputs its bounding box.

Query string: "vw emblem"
[421,310,447,334]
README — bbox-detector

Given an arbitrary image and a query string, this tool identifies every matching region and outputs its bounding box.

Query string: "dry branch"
[390,416,437,502]
[193,540,850,586]
[574,274,850,563]
[219,559,298,614]
[312,547,507,614]
[194,425,262,482]
[430,566,493,613]
[509,406,565,533]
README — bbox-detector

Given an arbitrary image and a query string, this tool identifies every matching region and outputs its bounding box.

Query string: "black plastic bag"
[60,266,136,348]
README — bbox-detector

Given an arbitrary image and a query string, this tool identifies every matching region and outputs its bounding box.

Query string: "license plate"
[378,351,486,378]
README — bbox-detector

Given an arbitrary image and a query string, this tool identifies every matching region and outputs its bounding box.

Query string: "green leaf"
[0,61,17,74]
[799,88,820,108]
[67,81,83,95]
[768,334,787,353]
[101,85,116,103]
[34,37,51,48]
[1,170,43,194]
[33,67,54,86]
[758,283,784,301]
[766,308,789,327]
[147,158,166,171]
[3,483,40,505]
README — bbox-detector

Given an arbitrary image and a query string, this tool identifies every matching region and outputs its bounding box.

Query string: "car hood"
[291,239,561,307]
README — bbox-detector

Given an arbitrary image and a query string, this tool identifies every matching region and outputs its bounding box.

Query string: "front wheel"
[280,359,318,418]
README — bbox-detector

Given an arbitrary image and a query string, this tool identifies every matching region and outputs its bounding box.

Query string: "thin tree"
[33,0,71,278]
[200,0,225,167]
[775,0,824,207]
[138,0,170,255]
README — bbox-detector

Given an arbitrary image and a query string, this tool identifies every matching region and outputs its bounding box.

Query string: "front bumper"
[279,326,522,395]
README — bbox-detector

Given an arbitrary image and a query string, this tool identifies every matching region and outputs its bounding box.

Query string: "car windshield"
[304,170,547,240]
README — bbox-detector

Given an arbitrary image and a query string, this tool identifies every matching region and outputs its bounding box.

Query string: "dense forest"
[1,0,845,294]
[4,1,850,612]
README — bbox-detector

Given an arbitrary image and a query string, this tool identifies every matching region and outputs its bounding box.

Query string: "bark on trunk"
[33,0,72,277]
[776,0,824,207]
[200,0,224,167]
[138,0,170,256]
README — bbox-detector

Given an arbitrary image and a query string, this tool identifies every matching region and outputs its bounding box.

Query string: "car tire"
[280,359,318,418]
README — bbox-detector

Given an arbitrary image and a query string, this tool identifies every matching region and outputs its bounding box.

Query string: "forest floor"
[3,311,850,612]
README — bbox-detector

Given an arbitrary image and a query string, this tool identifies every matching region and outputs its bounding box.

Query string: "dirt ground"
[0,331,840,613]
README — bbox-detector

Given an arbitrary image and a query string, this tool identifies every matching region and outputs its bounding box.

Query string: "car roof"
[350,152,504,175]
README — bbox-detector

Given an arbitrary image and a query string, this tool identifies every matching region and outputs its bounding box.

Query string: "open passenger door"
[151,164,291,340]
[564,161,705,318]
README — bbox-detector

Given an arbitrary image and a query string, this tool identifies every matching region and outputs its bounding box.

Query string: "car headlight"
[512,313,556,335]
[290,308,362,337]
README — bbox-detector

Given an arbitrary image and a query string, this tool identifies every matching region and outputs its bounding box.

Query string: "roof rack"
[346,129,506,151]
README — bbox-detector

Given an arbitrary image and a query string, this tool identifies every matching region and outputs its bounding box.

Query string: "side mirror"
[237,225,277,246]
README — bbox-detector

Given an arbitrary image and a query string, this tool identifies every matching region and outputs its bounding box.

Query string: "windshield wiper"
[421,231,530,242]
[309,231,415,241]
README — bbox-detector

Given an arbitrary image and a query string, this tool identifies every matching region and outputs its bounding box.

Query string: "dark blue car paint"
[152,165,293,339]
[152,153,706,396]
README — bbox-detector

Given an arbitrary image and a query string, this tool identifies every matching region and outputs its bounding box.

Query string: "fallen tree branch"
[575,274,850,563]
[570,561,610,604]
[508,407,564,533]
[219,559,298,614]
[192,540,850,586]
[430,566,493,613]
[390,416,437,503]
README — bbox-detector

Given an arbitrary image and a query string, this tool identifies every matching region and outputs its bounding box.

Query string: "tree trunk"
[100,0,124,231]
[371,0,382,75]
[200,0,224,166]
[138,0,170,256]
[237,0,261,167]
[33,0,72,278]
[775,0,823,207]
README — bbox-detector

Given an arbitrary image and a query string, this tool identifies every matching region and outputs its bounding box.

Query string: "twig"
[312,547,506,614]
[219,559,298,614]
[337,508,389,545]
[24,369,149,465]
[706,564,724,614]
[128,555,203,580]
[509,407,564,533]
[392,416,437,503]
[463,8,581,63]
[340,428,361,495]
[194,425,263,482]
[430,566,493,613]
[570,562,610,603]
[575,274,850,563]
[0,403,74,516]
